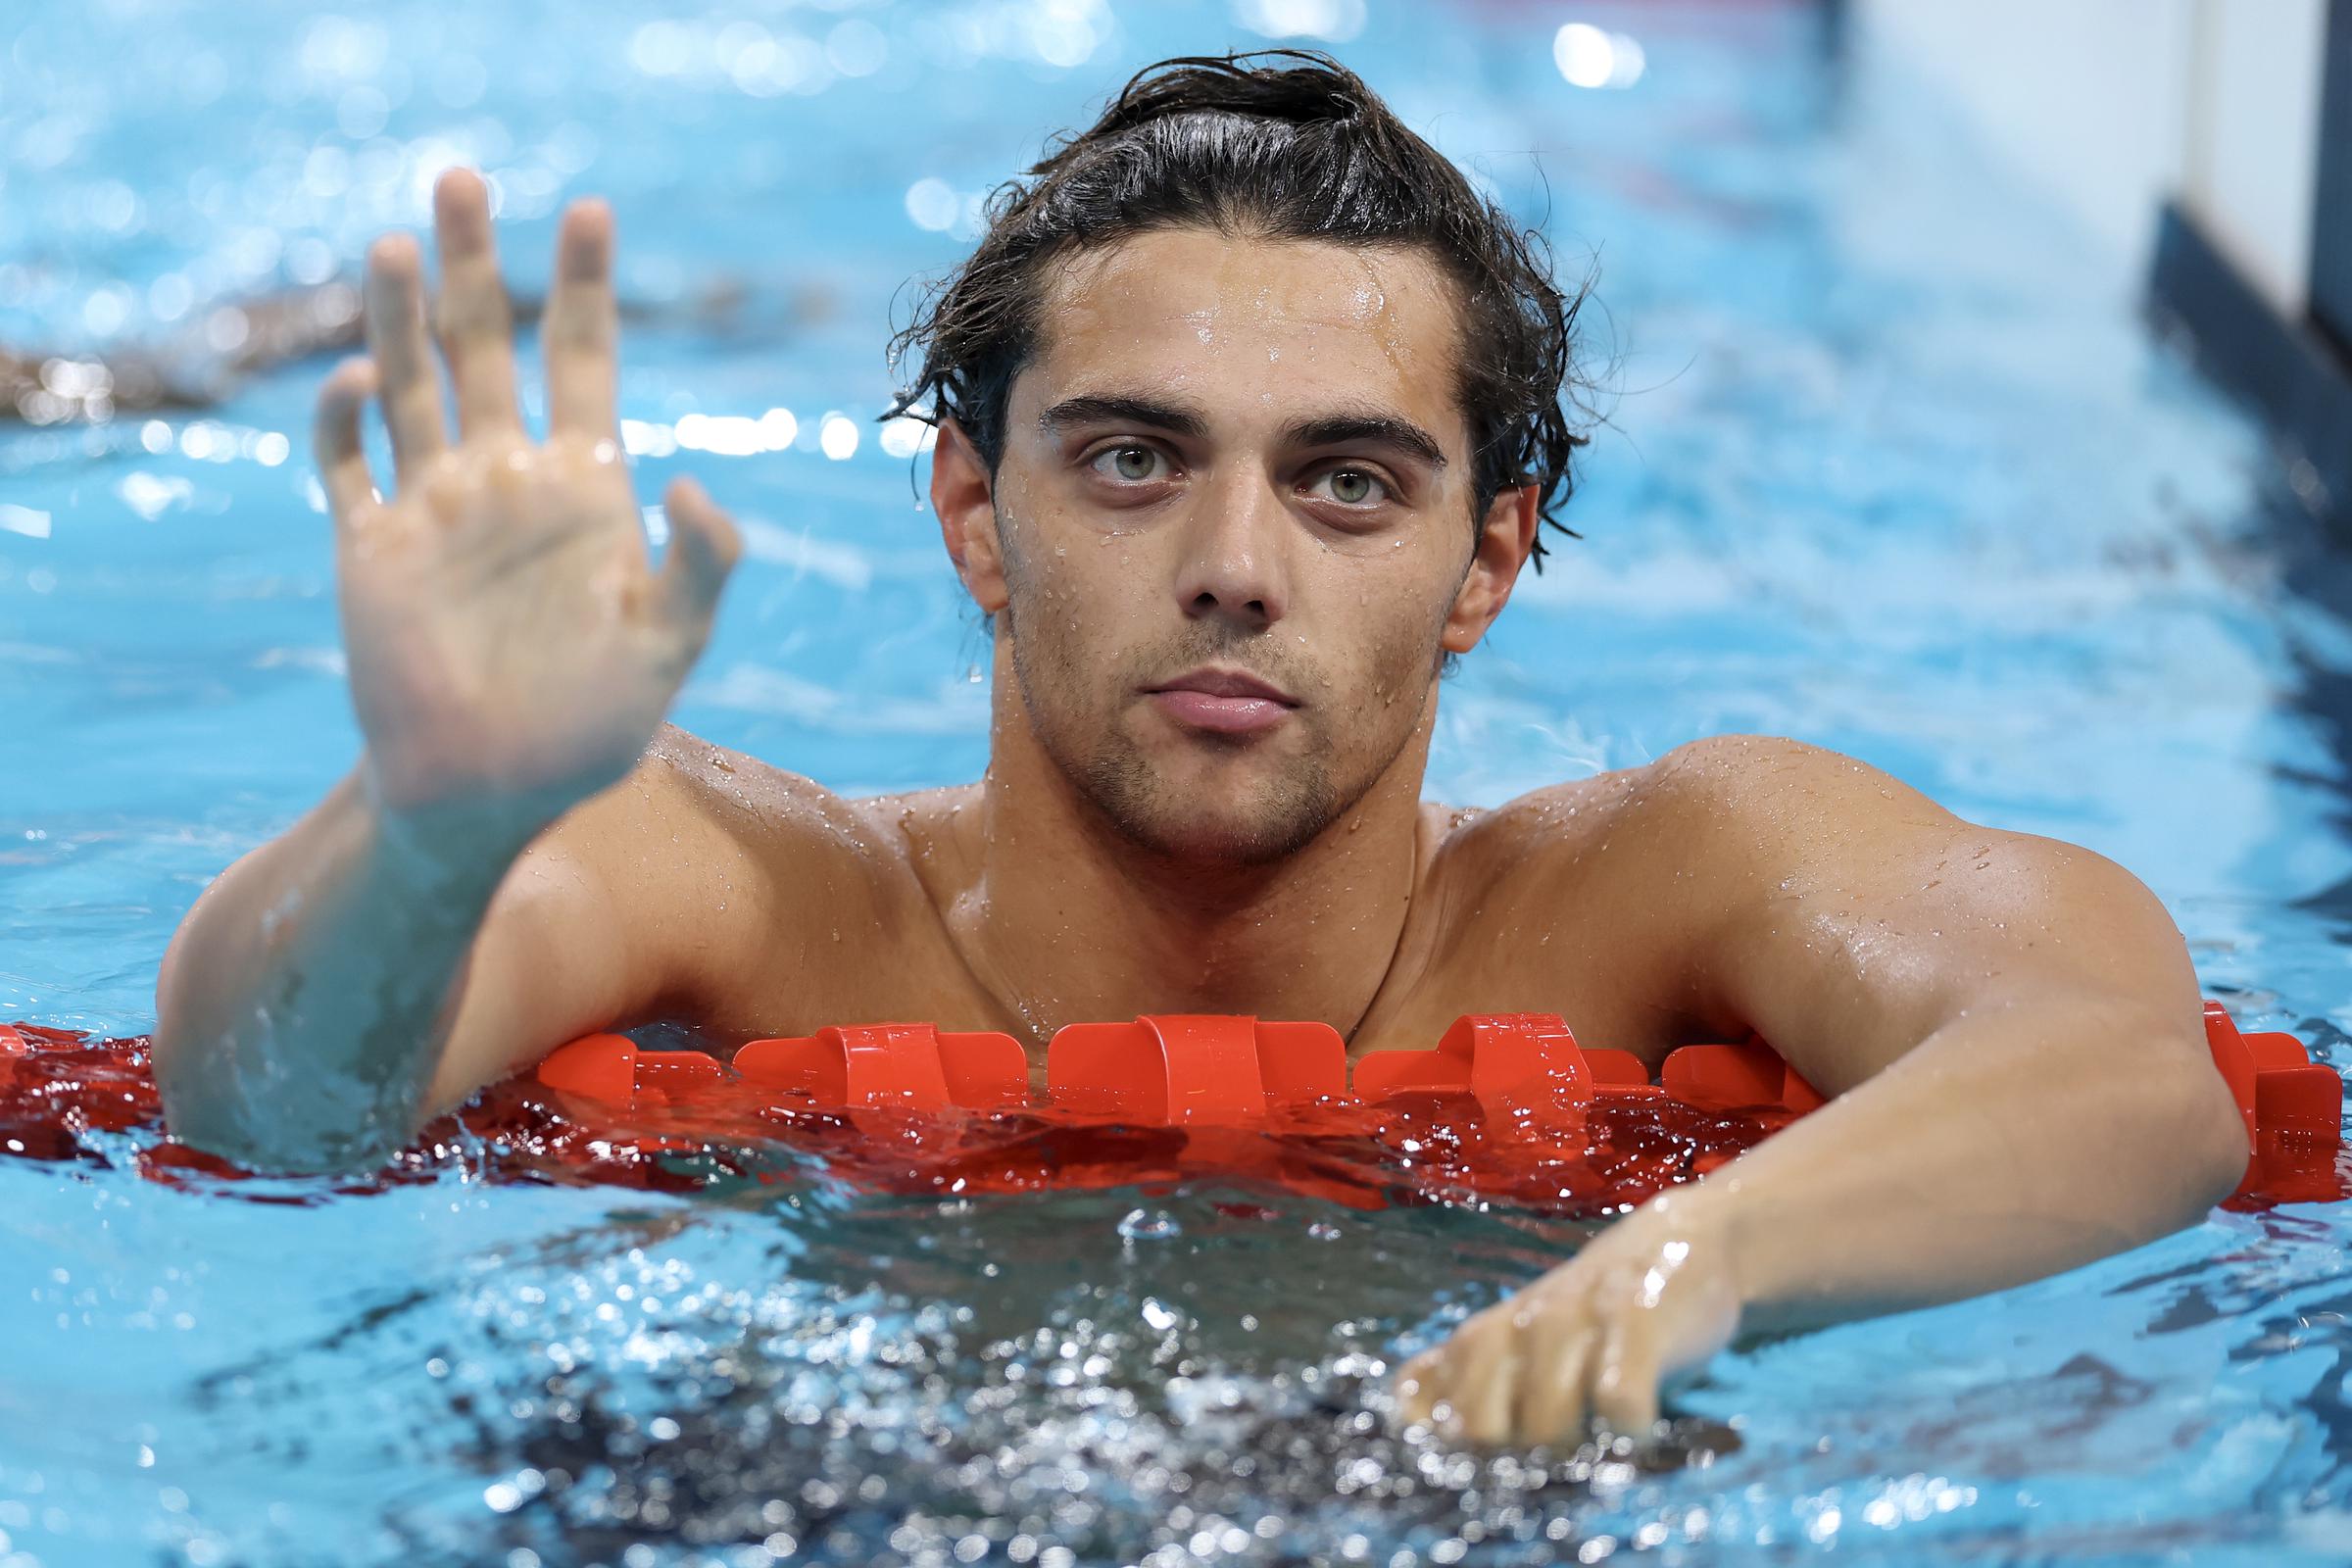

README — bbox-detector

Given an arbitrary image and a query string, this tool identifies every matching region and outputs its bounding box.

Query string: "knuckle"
[478,440,535,492]
[549,310,608,349]
[389,383,442,429]
[435,293,511,348]
[419,463,469,522]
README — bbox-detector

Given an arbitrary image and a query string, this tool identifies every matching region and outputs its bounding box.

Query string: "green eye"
[1094,446,1161,482]
[1318,466,1388,506]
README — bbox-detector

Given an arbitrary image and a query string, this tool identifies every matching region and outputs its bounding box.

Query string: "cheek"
[1004,528,1146,690]
[1013,537,1119,635]
[1332,554,1463,680]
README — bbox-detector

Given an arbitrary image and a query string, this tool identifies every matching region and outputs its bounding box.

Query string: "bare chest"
[709,786,1717,1075]
[725,872,1699,1082]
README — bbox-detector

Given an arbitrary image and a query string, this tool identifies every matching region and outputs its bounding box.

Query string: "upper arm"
[1647,735,2205,1096]
[416,725,883,1113]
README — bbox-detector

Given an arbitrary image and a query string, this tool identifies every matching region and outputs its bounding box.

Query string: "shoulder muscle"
[421,724,902,1108]
[1649,733,2199,1089]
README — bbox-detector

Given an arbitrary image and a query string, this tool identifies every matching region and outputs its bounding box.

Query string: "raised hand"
[315,168,741,836]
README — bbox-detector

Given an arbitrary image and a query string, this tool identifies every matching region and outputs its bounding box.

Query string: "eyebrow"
[1289,412,1450,471]
[1036,394,1449,471]
[1039,394,1209,442]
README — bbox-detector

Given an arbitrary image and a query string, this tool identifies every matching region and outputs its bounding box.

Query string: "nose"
[1171,471,1290,631]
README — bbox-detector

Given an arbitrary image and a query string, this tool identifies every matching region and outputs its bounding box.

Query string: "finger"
[1518,1312,1596,1449]
[543,197,619,440]
[1393,1348,1444,1429]
[313,356,382,519]
[1452,1314,1522,1446]
[1591,1311,1662,1436]
[430,168,523,440]
[362,232,450,482]
[658,475,742,631]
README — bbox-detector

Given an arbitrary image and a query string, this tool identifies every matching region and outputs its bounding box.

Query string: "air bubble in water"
[1117,1207,1182,1241]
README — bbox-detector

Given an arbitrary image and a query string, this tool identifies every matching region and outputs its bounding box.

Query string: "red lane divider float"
[2203,1002,2346,1204]
[0,1004,2340,1212]
[526,1011,1812,1210]
[519,1004,2342,1210]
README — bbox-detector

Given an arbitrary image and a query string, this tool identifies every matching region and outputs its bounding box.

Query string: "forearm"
[152,766,537,1171]
[1703,994,2250,1336]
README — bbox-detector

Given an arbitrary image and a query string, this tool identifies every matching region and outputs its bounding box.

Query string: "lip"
[1146,666,1299,706]
[1143,665,1299,736]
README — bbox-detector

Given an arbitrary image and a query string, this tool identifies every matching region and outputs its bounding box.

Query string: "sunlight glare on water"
[4,1,2352,1564]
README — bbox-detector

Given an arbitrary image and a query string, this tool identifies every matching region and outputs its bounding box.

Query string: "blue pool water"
[6,1,2352,1563]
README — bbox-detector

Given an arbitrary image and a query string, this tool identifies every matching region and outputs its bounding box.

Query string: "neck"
[957,638,1436,1046]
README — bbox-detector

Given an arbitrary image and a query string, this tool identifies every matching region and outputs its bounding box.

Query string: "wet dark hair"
[883,47,1592,567]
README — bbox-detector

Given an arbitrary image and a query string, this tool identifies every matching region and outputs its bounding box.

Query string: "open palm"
[317,169,740,825]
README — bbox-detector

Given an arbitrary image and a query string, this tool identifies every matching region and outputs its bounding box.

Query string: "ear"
[1441,483,1541,656]
[930,414,1009,614]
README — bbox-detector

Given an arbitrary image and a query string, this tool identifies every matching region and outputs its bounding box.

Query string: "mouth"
[1142,665,1299,736]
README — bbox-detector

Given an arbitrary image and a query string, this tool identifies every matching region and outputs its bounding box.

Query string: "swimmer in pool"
[150,50,2251,1448]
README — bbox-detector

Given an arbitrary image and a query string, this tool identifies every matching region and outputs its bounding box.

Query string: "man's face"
[971,228,1506,863]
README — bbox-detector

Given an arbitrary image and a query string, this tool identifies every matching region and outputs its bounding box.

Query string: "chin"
[1081,752,1342,866]
[1131,805,1321,866]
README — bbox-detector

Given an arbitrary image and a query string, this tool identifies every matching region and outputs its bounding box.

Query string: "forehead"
[1017,229,1465,445]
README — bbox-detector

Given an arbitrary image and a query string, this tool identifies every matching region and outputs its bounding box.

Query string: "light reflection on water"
[5,0,2352,1563]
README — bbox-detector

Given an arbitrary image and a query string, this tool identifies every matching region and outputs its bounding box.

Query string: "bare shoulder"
[1416,735,1923,883]
[1418,760,1658,884]
[1655,730,2161,901]
[1383,734,2184,1057]
[540,725,930,1026]
[636,722,923,908]
[645,723,883,848]
[1407,736,1951,958]
[1643,732,1955,833]
[1632,731,2120,893]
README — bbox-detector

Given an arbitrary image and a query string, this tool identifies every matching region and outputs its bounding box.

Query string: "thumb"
[658,474,742,632]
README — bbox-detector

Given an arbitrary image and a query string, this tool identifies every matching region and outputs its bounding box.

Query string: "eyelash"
[1084,444,1396,507]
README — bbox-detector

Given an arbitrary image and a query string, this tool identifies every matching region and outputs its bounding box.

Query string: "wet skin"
[159,170,2254,1451]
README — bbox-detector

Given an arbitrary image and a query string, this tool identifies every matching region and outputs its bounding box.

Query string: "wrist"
[1642,1176,1758,1314]
[1677,1158,1844,1338]
[358,764,550,897]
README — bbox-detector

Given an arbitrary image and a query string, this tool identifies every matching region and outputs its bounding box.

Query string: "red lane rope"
[0,1005,2337,1212]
